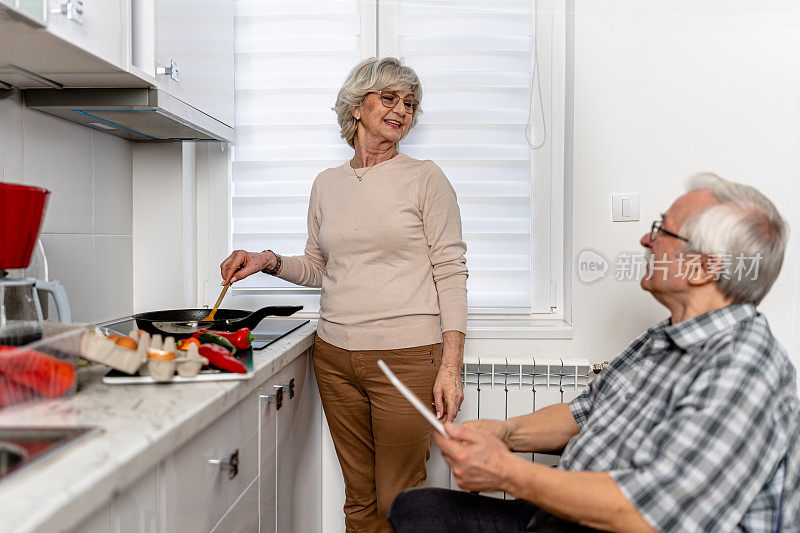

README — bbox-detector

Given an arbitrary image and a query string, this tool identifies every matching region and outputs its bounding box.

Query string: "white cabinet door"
[211,477,260,533]
[163,396,259,532]
[0,0,46,25]
[284,351,322,533]
[109,467,162,533]
[259,376,279,533]
[260,350,322,533]
[45,0,129,69]
[73,467,161,533]
[155,0,234,126]
[274,354,304,533]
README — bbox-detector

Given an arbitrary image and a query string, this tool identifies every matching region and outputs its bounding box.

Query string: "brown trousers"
[312,334,443,533]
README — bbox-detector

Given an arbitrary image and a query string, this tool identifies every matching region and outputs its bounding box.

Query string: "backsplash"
[0,89,133,324]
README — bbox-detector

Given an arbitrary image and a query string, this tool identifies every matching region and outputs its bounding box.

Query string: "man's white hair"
[681,172,788,305]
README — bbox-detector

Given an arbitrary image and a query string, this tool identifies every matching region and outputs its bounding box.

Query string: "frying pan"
[133,306,303,339]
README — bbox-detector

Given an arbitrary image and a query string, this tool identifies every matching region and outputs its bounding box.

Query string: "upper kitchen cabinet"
[44,0,129,75]
[1,0,234,141]
[0,0,146,88]
[152,0,234,128]
[0,0,46,26]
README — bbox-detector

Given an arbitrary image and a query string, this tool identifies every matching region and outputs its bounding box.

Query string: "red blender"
[0,183,71,340]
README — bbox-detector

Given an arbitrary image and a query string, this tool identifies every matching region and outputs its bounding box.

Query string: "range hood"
[24,88,233,142]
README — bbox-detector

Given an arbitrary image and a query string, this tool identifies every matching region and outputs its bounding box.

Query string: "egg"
[115,336,138,351]
[147,349,175,361]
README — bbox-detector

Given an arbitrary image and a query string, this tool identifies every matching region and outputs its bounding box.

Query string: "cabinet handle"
[259,386,283,410]
[258,379,295,409]
[275,379,295,398]
[208,449,239,479]
[157,60,181,83]
[51,0,84,24]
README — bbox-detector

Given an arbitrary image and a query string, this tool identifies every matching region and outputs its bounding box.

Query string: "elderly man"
[388,174,800,532]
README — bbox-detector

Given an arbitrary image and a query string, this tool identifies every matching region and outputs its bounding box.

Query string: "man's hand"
[435,422,522,492]
[437,423,655,532]
[461,418,510,446]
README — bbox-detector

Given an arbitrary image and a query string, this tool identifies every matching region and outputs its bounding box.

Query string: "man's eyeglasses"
[373,91,419,113]
[650,220,691,243]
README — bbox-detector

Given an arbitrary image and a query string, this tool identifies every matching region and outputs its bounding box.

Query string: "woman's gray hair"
[681,172,789,305]
[334,57,423,148]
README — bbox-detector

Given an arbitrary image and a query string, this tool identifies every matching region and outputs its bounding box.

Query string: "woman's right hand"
[220,250,273,285]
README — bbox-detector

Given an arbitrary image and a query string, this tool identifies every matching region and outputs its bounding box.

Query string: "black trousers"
[388,488,601,533]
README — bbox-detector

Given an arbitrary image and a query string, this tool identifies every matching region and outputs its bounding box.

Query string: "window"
[229,0,567,319]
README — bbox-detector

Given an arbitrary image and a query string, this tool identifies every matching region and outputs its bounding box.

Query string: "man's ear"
[686,253,720,287]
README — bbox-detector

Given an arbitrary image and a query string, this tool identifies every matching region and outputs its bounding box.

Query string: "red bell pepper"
[0,376,36,407]
[0,346,76,398]
[199,344,247,374]
[196,328,254,350]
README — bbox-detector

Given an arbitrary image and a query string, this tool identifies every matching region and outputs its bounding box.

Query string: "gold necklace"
[352,152,398,181]
[352,164,373,181]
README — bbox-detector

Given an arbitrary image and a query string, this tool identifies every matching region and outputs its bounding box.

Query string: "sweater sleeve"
[420,164,468,334]
[275,179,326,288]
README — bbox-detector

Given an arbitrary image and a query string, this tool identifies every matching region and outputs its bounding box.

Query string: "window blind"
[232,0,538,314]
[232,0,369,302]
[381,0,534,311]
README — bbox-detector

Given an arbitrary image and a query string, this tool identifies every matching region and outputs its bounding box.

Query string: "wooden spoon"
[202,283,230,322]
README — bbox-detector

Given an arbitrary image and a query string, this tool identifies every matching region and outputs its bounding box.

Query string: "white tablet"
[377,359,448,438]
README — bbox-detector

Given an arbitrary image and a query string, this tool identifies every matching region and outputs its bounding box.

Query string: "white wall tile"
[40,234,94,323]
[4,98,137,326]
[23,108,93,234]
[93,236,133,322]
[0,90,23,181]
[93,131,133,235]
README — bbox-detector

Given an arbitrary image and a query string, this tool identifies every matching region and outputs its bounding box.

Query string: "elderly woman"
[220,57,468,532]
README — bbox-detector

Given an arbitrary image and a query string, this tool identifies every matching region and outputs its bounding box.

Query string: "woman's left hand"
[433,364,464,423]
[434,330,466,422]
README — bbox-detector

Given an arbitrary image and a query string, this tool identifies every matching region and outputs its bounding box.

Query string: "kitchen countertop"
[0,321,317,533]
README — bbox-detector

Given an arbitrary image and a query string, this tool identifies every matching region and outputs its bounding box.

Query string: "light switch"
[612,194,640,222]
[622,198,631,217]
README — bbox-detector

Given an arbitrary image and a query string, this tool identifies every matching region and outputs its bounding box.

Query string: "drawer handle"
[208,449,239,479]
[259,379,295,409]
[259,386,283,410]
[274,380,295,399]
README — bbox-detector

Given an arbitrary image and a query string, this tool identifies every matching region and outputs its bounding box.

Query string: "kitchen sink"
[0,427,101,482]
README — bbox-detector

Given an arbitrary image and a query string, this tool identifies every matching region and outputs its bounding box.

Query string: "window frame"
[206,0,573,336]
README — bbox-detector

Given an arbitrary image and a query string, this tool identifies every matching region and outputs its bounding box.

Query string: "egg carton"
[80,330,207,380]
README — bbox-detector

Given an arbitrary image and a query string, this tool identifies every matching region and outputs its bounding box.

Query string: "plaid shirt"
[561,304,800,532]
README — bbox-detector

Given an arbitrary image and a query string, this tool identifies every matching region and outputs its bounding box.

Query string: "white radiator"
[426,356,591,497]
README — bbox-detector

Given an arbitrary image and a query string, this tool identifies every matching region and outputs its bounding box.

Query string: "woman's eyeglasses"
[373,91,419,113]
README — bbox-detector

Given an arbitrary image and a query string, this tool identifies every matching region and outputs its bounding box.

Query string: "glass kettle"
[0,277,72,327]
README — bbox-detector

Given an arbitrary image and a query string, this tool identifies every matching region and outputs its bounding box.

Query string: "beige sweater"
[277,154,468,350]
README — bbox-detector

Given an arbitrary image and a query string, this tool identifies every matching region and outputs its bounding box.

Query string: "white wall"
[0,89,134,324]
[466,0,800,369]
[132,141,230,313]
